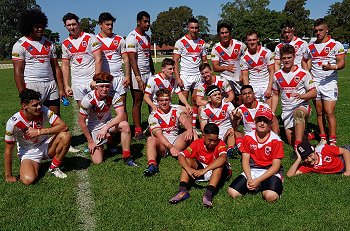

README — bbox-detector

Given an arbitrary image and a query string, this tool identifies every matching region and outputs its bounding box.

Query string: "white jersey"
[148,105,183,138]
[273,66,316,111]
[12,36,56,83]
[5,107,58,155]
[125,29,151,75]
[144,73,181,105]
[303,37,345,83]
[200,100,235,138]
[211,39,246,81]
[237,101,271,133]
[274,36,308,67]
[97,33,126,78]
[62,32,101,85]
[79,90,123,131]
[240,46,274,87]
[196,75,232,98]
[173,35,207,75]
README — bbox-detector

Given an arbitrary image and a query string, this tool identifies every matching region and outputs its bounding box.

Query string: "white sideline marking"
[71,103,96,231]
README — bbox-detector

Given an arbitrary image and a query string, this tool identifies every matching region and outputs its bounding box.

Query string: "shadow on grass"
[71,134,86,147]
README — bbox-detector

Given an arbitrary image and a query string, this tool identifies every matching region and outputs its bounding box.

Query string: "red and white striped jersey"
[97,33,126,77]
[125,29,151,75]
[62,32,101,85]
[80,90,123,131]
[303,37,345,82]
[173,34,207,75]
[5,107,58,154]
[12,36,56,83]
[144,73,181,104]
[273,66,315,110]
[237,101,271,133]
[274,36,308,67]
[211,39,246,81]
[240,131,284,168]
[196,75,232,98]
[240,45,274,87]
[200,100,234,132]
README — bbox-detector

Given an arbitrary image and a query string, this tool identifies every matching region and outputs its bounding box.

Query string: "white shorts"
[241,168,283,181]
[72,83,92,101]
[26,80,59,103]
[180,73,201,91]
[219,126,233,140]
[19,136,53,163]
[163,134,179,156]
[196,162,212,182]
[131,72,152,91]
[113,76,127,95]
[251,85,268,102]
[316,81,338,101]
[281,104,311,129]
[90,119,113,146]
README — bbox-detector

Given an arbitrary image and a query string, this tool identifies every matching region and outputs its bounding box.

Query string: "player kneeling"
[169,123,229,208]
[4,89,71,184]
[78,72,137,166]
[287,141,350,177]
[227,108,284,202]
[144,89,194,176]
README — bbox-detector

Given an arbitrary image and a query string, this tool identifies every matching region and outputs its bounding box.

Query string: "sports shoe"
[68,146,80,153]
[227,146,241,159]
[143,164,159,176]
[48,167,67,179]
[134,132,146,141]
[169,190,190,204]
[124,158,138,167]
[202,193,213,208]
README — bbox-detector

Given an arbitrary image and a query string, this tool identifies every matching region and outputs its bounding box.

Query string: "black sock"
[179,181,188,191]
[206,185,216,196]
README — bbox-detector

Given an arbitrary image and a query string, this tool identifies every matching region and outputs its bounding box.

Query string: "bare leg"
[20,159,40,185]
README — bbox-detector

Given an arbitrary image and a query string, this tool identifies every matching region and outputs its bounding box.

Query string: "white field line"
[71,103,96,231]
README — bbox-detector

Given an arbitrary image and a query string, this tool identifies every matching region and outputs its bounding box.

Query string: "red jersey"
[181,138,226,165]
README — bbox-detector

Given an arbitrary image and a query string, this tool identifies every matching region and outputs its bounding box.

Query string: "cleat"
[124,158,138,167]
[202,193,213,208]
[68,146,80,153]
[227,146,241,159]
[48,167,67,179]
[169,190,190,204]
[134,132,146,141]
[143,164,159,176]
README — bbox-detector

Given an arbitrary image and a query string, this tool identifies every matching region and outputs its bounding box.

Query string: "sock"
[50,156,62,169]
[122,150,131,159]
[320,133,327,141]
[205,185,216,197]
[329,135,337,145]
[135,127,142,134]
[179,181,188,192]
[294,140,302,150]
[147,160,157,166]
[192,107,198,127]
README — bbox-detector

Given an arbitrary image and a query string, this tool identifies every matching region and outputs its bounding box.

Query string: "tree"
[283,0,312,37]
[151,6,193,46]
[44,29,60,43]
[80,17,98,34]
[325,0,350,42]
[196,15,210,36]
[0,0,39,59]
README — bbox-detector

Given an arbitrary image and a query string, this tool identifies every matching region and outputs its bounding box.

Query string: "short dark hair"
[20,89,42,104]
[314,18,328,27]
[204,123,219,135]
[93,72,113,83]
[240,85,254,93]
[246,30,259,38]
[161,58,175,67]
[18,9,48,36]
[280,44,295,57]
[156,88,171,99]
[280,20,294,30]
[217,22,232,34]
[188,17,199,25]
[199,63,211,72]
[137,11,150,21]
[205,85,221,97]
[62,12,79,24]
[99,12,116,24]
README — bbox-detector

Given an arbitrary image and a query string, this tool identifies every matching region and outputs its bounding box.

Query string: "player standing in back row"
[173,17,208,128]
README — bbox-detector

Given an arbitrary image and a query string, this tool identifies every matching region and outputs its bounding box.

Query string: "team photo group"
[5,7,349,208]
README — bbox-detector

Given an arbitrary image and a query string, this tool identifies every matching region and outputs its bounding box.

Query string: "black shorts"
[229,174,283,196]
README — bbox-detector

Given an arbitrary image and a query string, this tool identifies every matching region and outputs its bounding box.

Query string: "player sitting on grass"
[228,107,284,202]
[78,72,137,166]
[4,89,71,184]
[143,88,194,176]
[287,141,350,177]
[199,85,236,158]
[169,123,229,208]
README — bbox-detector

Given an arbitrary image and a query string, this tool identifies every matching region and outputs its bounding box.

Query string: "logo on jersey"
[82,41,87,47]
[294,76,300,83]
[11,116,17,122]
[325,47,330,53]
[220,51,225,56]
[5,131,12,136]
[127,44,135,48]
[310,48,316,54]
[185,44,190,49]
[250,144,257,150]
[113,40,119,46]
[12,52,20,57]
[243,112,248,117]
[324,156,332,162]
[247,59,253,65]
[221,110,226,116]
[28,46,34,52]
[186,147,193,153]
[265,146,271,155]
[234,49,238,54]
[92,42,100,47]
[44,45,50,51]
[158,118,163,124]
[68,44,73,50]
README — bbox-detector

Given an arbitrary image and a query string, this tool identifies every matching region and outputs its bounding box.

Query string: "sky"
[37,0,340,40]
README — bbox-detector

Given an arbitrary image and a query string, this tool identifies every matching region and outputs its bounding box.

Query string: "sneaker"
[68,146,80,153]
[317,139,327,147]
[227,146,241,159]
[143,164,159,176]
[108,148,118,154]
[124,158,138,167]
[134,132,146,141]
[169,190,190,204]
[48,167,67,179]
[202,193,213,208]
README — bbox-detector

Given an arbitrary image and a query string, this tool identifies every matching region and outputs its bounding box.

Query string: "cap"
[255,107,273,121]
[296,141,314,160]
[205,85,221,97]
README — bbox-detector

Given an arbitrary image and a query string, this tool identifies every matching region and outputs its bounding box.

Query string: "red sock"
[294,140,302,150]
[122,150,131,159]
[192,107,198,127]
[329,135,337,145]
[135,127,142,134]
[147,160,157,166]
[50,156,62,169]
[320,134,327,140]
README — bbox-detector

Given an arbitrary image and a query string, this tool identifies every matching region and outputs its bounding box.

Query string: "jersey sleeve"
[271,139,284,159]
[335,42,345,56]
[119,37,127,54]
[201,42,208,56]
[79,95,92,115]
[175,106,185,118]
[90,34,101,52]
[173,40,182,56]
[180,142,197,159]
[266,49,275,66]
[322,144,341,157]
[112,92,124,108]
[12,40,25,61]
[196,84,205,97]
[200,108,209,122]
[215,140,227,158]
[210,46,220,62]
[144,78,155,95]
[304,71,316,90]
[239,135,253,154]
[42,106,58,125]
[148,112,161,132]
[50,41,57,59]
[223,79,232,93]
[5,117,16,143]
[240,56,249,71]
[274,45,281,61]
[272,75,279,91]
[297,164,314,173]
[125,34,137,53]
[61,41,71,60]
[303,46,312,60]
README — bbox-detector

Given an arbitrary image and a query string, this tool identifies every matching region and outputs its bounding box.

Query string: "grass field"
[0,58,350,231]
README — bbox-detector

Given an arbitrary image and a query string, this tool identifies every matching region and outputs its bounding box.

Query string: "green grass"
[1,57,350,231]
